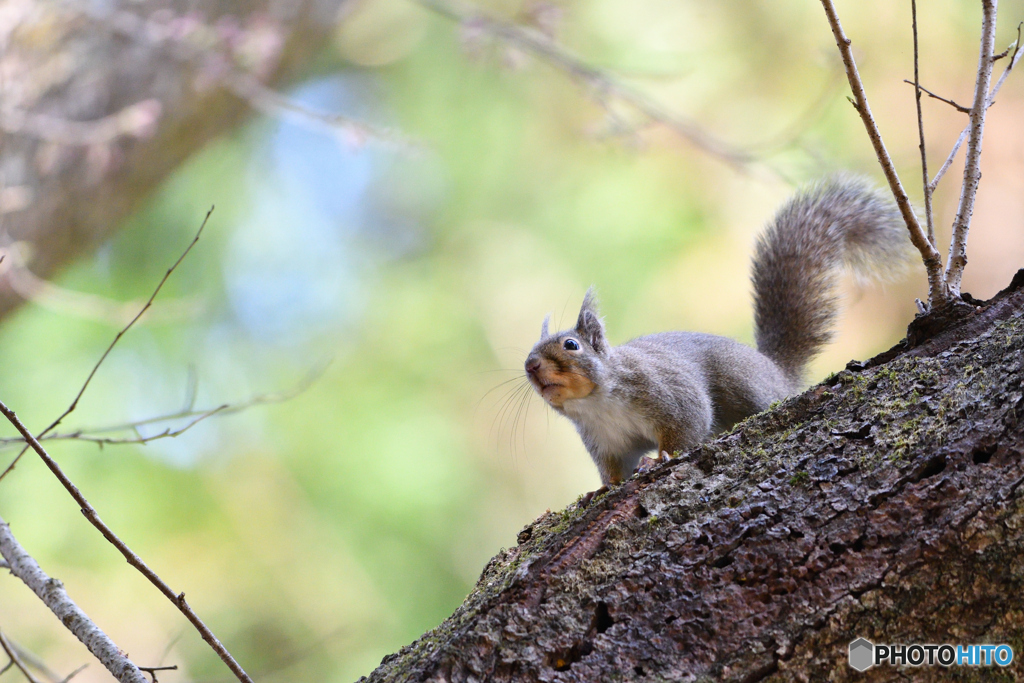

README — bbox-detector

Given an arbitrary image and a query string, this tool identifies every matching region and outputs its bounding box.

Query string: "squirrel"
[524,176,910,490]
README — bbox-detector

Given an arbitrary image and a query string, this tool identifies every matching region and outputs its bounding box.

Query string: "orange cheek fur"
[537,369,596,407]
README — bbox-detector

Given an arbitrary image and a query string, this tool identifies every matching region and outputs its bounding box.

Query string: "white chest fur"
[562,390,658,459]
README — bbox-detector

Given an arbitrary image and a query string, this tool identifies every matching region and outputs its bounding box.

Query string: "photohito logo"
[848,638,1014,671]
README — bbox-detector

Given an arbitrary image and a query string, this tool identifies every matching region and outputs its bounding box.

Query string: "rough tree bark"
[362,270,1024,682]
[0,0,347,322]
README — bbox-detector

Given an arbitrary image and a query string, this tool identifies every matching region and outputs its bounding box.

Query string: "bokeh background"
[1,0,1023,681]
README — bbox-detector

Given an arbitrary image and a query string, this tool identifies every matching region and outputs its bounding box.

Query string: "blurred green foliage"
[1,0,1022,681]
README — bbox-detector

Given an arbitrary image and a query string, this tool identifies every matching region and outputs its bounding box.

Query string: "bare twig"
[0,402,254,683]
[910,0,935,246]
[0,629,44,683]
[5,637,70,683]
[0,240,201,326]
[139,665,177,683]
[930,23,1021,193]
[929,128,970,193]
[57,664,88,683]
[0,364,325,450]
[903,80,971,113]
[944,0,999,296]
[0,211,253,682]
[99,8,408,150]
[225,72,417,151]
[44,405,229,448]
[0,100,161,147]
[0,521,147,683]
[818,0,948,306]
[416,0,760,170]
[0,208,212,483]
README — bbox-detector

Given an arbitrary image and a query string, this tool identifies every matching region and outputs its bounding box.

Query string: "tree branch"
[0,519,147,683]
[0,208,211,482]
[0,629,45,683]
[0,364,324,450]
[910,0,936,246]
[903,80,971,113]
[944,0,999,296]
[818,0,948,306]
[101,8,406,150]
[0,400,254,683]
[0,210,253,683]
[415,0,760,171]
[0,239,201,327]
[928,25,1021,195]
[0,100,161,147]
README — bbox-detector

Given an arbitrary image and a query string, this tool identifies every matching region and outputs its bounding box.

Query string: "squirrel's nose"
[525,358,541,375]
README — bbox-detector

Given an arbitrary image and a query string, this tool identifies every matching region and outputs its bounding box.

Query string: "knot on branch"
[907,298,977,347]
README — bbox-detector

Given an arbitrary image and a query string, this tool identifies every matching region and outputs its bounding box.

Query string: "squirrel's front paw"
[636,450,671,475]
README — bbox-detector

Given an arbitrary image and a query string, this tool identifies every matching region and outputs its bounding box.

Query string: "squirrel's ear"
[540,314,551,339]
[575,287,608,353]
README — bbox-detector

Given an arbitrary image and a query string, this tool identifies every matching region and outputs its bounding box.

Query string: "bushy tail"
[751,175,910,385]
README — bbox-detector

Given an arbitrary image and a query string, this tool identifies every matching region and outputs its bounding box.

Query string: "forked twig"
[0,208,212,482]
[818,0,948,306]
[0,364,325,450]
[0,629,45,683]
[139,664,177,683]
[929,23,1022,193]
[944,0,999,295]
[4,636,76,683]
[0,210,253,683]
[0,403,253,683]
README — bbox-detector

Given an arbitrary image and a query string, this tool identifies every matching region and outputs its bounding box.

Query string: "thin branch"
[0,208,211,483]
[0,402,253,683]
[57,664,88,683]
[818,0,948,306]
[225,72,418,151]
[944,0,999,296]
[929,128,970,192]
[0,240,201,327]
[100,8,409,150]
[0,521,147,683]
[903,80,971,113]
[0,100,161,147]
[910,0,935,246]
[138,665,177,683]
[7,638,68,683]
[0,211,252,682]
[416,0,760,171]
[0,630,44,683]
[46,405,228,448]
[0,363,325,450]
[930,23,1022,192]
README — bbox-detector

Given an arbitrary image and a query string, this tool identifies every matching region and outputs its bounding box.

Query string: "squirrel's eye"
[563,339,580,351]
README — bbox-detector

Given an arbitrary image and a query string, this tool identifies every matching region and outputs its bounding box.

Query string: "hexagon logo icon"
[849,638,874,671]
